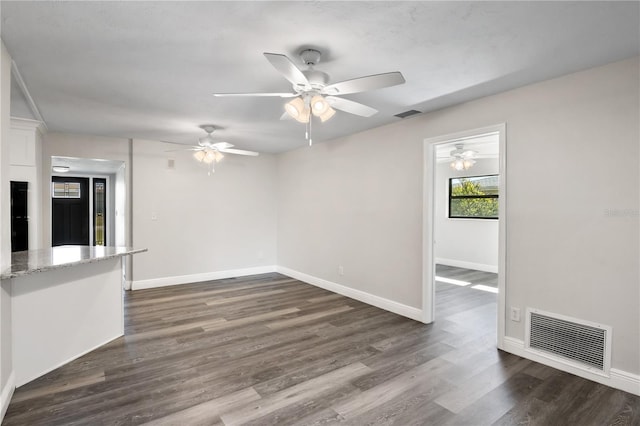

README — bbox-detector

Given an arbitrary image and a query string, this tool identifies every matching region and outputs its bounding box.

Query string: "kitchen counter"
[1,245,147,279]
[1,245,146,388]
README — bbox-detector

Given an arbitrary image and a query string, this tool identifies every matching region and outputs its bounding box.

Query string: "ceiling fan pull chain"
[308,117,313,146]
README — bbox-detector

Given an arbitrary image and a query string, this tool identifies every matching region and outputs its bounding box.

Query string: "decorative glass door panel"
[93,178,106,246]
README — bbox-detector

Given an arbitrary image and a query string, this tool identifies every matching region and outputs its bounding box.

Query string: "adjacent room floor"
[3,268,638,425]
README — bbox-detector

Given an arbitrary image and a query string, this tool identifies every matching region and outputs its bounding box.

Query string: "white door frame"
[422,123,507,350]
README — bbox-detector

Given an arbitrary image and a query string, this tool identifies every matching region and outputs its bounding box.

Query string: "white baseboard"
[131,265,278,291]
[277,266,423,322]
[503,336,640,396]
[435,257,498,274]
[0,371,15,423]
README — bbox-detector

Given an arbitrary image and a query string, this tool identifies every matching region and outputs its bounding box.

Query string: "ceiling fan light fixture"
[214,151,224,162]
[193,150,206,162]
[299,105,311,123]
[450,157,476,171]
[463,159,476,169]
[285,97,305,119]
[319,106,336,122]
[203,149,217,164]
[310,95,329,116]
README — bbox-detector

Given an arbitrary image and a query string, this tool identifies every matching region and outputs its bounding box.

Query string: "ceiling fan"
[165,125,259,175]
[448,144,478,171]
[213,49,405,145]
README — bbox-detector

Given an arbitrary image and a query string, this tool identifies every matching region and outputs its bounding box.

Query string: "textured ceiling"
[1,1,638,153]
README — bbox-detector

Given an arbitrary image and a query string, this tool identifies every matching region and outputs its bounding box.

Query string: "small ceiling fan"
[448,144,478,171]
[213,49,405,145]
[165,125,259,175]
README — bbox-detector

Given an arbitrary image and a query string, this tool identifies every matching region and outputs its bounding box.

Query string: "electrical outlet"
[338,265,344,276]
[510,307,521,322]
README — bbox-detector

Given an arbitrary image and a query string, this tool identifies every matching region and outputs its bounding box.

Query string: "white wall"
[435,158,499,272]
[9,118,43,250]
[0,39,14,420]
[277,57,639,376]
[131,139,277,285]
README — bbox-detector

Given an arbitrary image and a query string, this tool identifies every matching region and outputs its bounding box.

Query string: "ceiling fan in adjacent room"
[213,49,406,145]
[165,125,259,175]
[448,144,478,171]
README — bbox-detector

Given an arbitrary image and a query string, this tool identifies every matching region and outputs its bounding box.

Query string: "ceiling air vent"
[394,109,421,119]
[525,308,611,374]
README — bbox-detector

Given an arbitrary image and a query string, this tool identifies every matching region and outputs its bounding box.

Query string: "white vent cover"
[525,308,611,375]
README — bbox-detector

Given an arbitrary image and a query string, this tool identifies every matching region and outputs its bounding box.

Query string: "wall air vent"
[394,109,421,119]
[525,308,611,374]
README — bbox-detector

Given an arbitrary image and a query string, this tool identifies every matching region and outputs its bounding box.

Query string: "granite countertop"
[1,246,148,279]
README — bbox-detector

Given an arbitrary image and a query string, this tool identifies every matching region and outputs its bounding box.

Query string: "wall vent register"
[526,308,611,375]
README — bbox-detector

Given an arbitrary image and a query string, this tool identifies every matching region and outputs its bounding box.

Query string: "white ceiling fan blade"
[263,52,310,89]
[326,96,378,117]
[210,142,234,150]
[213,92,297,98]
[164,147,202,152]
[218,148,259,156]
[322,72,405,95]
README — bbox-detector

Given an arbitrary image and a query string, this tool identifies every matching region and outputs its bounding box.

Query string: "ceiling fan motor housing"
[300,48,321,66]
[300,70,330,91]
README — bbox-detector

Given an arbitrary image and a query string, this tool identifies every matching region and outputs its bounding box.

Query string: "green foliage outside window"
[449,176,499,219]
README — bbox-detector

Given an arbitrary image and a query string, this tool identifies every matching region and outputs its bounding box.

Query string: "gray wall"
[131,139,277,282]
[277,57,639,375]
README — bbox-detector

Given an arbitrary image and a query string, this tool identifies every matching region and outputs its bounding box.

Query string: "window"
[52,181,81,198]
[449,174,499,219]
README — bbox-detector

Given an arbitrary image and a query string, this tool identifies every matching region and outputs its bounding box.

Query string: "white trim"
[497,124,507,350]
[15,335,121,388]
[11,61,47,129]
[435,257,498,274]
[0,371,15,423]
[10,117,45,134]
[277,266,423,322]
[422,123,507,348]
[503,337,640,396]
[422,136,436,323]
[131,265,278,290]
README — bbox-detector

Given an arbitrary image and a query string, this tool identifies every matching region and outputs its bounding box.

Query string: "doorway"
[52,176,90,246]
[422,124,506,349]
[49,156,126,249]
[11,181,29,252]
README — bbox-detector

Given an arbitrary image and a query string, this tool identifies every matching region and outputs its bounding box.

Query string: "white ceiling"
[51,156,124,175]
[1,2,638,153]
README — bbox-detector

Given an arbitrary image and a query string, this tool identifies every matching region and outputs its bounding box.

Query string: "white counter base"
[11,257,124,387]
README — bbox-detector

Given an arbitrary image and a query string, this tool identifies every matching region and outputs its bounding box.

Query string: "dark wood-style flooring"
[3,269,639,425]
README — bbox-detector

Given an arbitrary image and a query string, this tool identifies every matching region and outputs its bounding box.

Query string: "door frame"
[50,174,111,246]
[422,123,507,350]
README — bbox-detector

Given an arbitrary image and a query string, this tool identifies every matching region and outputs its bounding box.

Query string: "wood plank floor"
[3,270,639,425]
